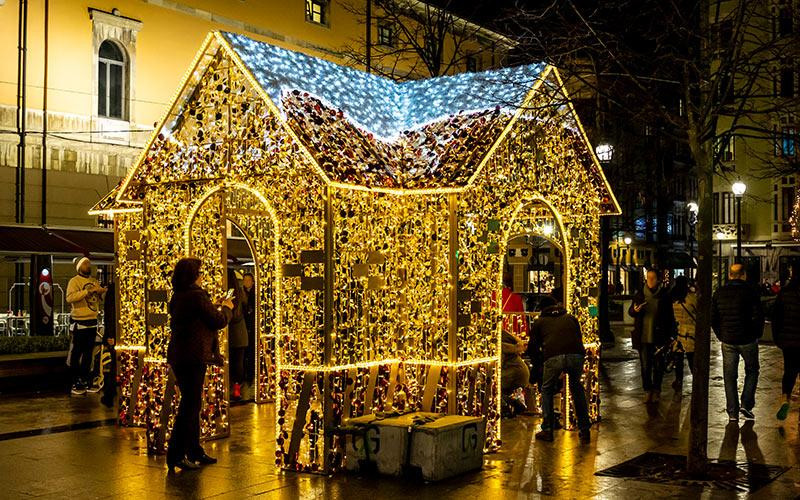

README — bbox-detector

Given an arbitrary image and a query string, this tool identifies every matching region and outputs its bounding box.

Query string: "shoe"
[740,408,755,421]
[728,414,738,423]
[777,402,790,421]
[167,457,200,472]
[190,453,217,465]
[579,429,591,444]
[86,385,102,394]
[233,383,241,400]
[535,429,554,442]
[71,384,86,396]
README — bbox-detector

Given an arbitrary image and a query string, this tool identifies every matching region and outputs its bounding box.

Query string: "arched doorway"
[499,197,570,337]
[183,183,279,437]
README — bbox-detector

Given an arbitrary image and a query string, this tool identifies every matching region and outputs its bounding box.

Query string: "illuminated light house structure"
[92,31,620,472]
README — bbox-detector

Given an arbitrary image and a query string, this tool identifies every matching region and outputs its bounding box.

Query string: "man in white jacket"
[66,257,106,395]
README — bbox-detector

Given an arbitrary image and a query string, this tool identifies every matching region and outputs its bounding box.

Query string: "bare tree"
[339,0,504,79]
[502,0,800,474]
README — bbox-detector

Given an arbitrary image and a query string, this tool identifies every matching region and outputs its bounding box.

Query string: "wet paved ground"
[1,331,799,498]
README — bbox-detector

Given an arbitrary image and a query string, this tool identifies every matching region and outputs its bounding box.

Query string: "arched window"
[98,40,125,119]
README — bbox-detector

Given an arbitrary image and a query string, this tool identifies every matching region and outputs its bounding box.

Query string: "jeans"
[721,341,759,416]
[780,347,800,396]
[68,326,96,386]
[639,343,664,392]
[541,354,591,432]
[167,363,207,462]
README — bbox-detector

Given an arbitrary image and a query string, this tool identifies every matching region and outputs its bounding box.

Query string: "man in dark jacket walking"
[712,264,764,422]
[527,297,591,443]
[772,266,800,421]
[628,269,675,403]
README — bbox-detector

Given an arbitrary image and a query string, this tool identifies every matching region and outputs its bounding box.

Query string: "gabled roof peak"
[222,32,544,141]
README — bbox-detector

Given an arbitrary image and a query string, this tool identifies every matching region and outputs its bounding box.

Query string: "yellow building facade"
[0,0,508,310]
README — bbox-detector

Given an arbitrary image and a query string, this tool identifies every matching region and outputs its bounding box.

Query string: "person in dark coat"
[712,263,764,422]
[772,266,800,421]
[227,269,248,400]
[528,296,591,444]
[242,272,256,388]
[628,269,675,403]
[166,258,233,472]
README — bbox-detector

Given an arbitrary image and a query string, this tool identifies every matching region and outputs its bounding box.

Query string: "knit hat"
[74,256,90,273]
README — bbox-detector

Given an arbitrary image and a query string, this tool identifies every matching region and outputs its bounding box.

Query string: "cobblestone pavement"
[1,335,799,499]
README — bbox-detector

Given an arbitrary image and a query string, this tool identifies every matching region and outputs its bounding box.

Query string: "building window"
[89,8,141,138]
[777,126,797,157]
[775,176,797,233]
[466,55,479,72]
[305,0,327,26]
[780,60,795,97]
[713,19,733,53]
[377,22,393,46]
[713,192,735,224]
[98,40,125,119]
[715,134,734,162]
[779,6,793,36]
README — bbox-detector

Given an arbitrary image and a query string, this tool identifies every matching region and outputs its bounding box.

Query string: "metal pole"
[41,0,48,225]
[447,194,458,414]
[365,0,372,74]
[736,196,742,262]
[16,0,28,224]
[322,186,334,471]
[717,239,722,289]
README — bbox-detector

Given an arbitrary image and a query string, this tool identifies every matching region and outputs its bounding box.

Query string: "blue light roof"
[222,32,545,140]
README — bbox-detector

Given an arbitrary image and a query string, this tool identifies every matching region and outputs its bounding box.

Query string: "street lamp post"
[623,236,632,293]
[596,142,614,344]
[732,181,746,263]
[717,233,724,288]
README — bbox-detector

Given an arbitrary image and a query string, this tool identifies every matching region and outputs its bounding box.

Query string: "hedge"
[0,336,70,355]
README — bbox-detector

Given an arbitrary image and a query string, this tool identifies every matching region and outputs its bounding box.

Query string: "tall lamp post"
[732,181,746,263]
[623,236,632,294]
[596,142,615,344]
[687,202,698,279]
[716,231,726,289]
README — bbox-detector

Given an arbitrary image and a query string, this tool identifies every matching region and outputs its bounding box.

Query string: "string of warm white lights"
[94,30,618,473]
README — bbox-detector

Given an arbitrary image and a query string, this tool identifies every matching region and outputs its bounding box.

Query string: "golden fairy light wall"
[92,31,619,473]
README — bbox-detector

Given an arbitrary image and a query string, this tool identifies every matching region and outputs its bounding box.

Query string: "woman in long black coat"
[166,258,233,472]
